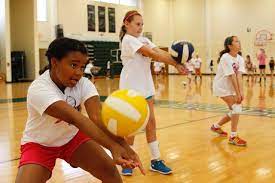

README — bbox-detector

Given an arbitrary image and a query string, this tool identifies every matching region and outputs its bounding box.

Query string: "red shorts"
[195,68,201,75]
[19,131,91,172]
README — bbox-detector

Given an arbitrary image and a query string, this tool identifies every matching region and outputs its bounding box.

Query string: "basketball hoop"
[255,39,266,47]
[254,30,273,47]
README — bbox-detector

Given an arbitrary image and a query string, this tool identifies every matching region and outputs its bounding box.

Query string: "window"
[100,0,119,4]
[37,0,47,21]
[120,0,137,7]
[93,0,138,7]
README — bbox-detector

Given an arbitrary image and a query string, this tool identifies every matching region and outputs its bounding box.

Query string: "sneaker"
[121,168,133,176]
[150,160,172,175]
[229,136,247,146]
[211,124,228,137]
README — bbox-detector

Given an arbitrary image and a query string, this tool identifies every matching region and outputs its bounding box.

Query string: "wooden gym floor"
[0,75,274,183]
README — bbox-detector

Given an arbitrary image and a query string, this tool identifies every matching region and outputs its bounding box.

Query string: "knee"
[15,166,51,183]
[231,104,242,115]
[101,165,122,183]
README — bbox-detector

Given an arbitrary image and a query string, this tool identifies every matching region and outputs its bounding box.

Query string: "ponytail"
[119,25,127,42]
[39,65,50,75]
[120,10,141,42]
[217,49,230,63]
[217,36,235,63]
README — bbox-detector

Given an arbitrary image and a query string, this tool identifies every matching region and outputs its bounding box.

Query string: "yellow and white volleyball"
[101,89,150,137]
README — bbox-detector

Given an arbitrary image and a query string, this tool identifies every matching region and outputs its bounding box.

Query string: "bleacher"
[82,41,123,77]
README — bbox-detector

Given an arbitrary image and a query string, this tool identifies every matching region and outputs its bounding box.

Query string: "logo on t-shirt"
[232,62,239,73]
[55,96,81,124]
[141,40,149,46]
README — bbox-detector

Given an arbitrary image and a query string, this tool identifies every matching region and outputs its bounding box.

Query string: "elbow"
[141,49,158,60]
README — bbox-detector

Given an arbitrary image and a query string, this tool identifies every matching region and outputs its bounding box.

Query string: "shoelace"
[154,160,167,168]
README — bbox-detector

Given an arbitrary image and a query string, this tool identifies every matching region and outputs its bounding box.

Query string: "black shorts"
[259,65,266,69]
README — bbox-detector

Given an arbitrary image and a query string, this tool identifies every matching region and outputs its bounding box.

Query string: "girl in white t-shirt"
[16,38,144,183]
[186,59,194,84]
[192,54,202,82]
[154,61,165,75]
[211,36,247,146]
[119,10,186,176]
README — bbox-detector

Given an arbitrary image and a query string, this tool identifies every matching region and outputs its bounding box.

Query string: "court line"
[0,114,221,164]
[0,98,26,104]
[139,114,222,133]
[0,158,20,164]
[0,96,274,117]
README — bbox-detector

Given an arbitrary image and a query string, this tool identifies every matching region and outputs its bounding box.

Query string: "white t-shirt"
[186,61,194,72]
[119,34,156,98]
[213,53,245,97]
[154,62,165,72]
[192,58,202,69]
[84,63,94,74]
[21,70,98,147]
[107,61,111,70]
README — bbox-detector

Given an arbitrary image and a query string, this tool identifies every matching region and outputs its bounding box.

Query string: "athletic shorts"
[195,69,201,75]
[259,65,266,69]
[18,131,91,172]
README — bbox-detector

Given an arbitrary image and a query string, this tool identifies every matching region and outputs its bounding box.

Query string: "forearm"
[90,116,135,156]
[236,73,243,94]
[45,101,120,150]
[151,48,178,67]
[84,97,127,145]
[229,74,241,95]
[92,116,126,144]
[154,53,177,67]
[72,114,120,150]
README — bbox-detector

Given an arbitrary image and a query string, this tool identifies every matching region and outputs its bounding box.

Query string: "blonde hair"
[119,10,141,42]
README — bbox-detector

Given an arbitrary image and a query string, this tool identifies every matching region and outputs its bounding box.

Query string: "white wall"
[142,0,174,47]
[58,0,140,41]
[35,0,275,74]
[37,0,141,48]
[0,0,11,81]
[143,0,275,73]
[172,0,206,71]
[10,0,37,80]
[142,0,206,73]
[0,0,6,74]
[208,0,275,67]
[37,0,58,48]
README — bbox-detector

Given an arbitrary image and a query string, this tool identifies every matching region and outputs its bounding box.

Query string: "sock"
[230,131,238,138]
[214,123,221,128]
[148,141,161,161]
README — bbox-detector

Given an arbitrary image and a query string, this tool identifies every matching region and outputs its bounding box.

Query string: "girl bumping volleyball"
[16,38,144,183]
[119,10,186,176]
[211,36,247,146]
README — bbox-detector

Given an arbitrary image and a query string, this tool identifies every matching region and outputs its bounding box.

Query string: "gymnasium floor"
[0,75,274,183]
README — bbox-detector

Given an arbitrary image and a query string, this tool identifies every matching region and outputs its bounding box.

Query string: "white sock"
[230,132,238,138]
[214,124,221,128]
[148,141,161,160]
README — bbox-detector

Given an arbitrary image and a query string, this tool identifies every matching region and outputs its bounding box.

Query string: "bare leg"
[69,140,122,183]
[16,164,51,183]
